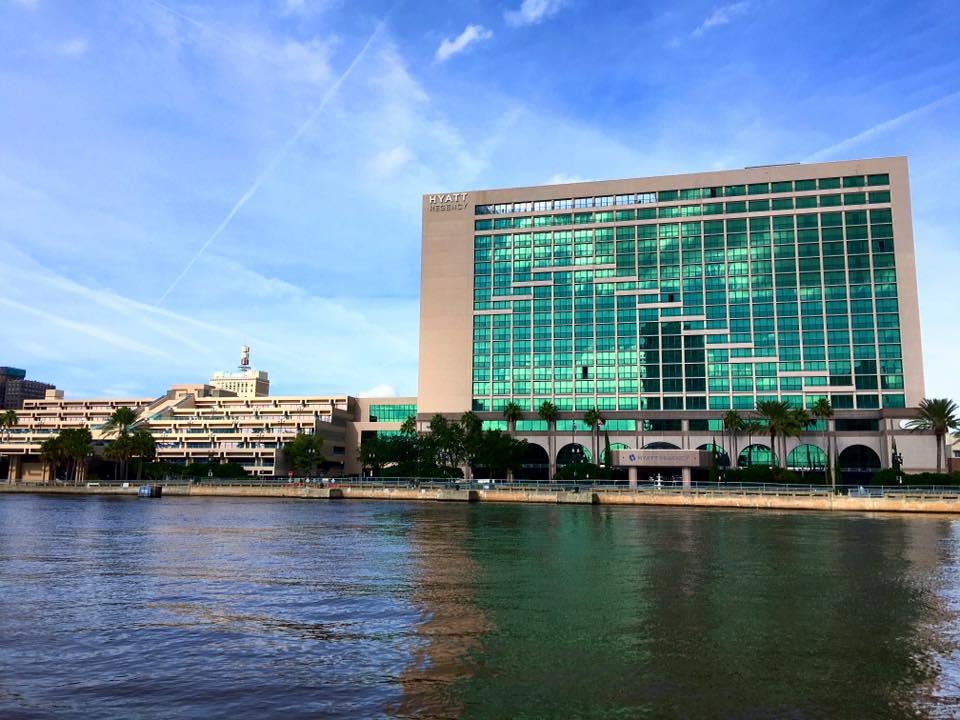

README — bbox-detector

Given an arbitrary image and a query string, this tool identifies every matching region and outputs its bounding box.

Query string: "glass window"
[724,185,746,197]
[842,175,865,188]
[748,183,770,195]
[818,177,841,190]
[867,173,890,186]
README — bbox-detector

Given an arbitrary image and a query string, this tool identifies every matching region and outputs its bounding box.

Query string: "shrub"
[723,466,799,484]
[555,462,608,481]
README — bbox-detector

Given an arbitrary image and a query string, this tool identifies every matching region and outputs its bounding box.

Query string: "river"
[1,494,959,718]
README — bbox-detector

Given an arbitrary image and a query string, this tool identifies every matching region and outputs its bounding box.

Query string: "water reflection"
[1,496,960,719]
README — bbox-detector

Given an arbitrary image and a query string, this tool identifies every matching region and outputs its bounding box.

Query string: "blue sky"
[1,0,958,402]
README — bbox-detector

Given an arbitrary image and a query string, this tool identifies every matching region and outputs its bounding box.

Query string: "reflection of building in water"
[388,506,489,719]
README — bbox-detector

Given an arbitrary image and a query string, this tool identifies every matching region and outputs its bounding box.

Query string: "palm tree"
[755,400,792,470]
[130,429,157,481]
[502,402,524,435]
[0,409,17,443]
[906,398,960,474]
[812,398,834,490]
[39,436,66,483]
[582,407,605,466]
[59,428,93,485]
[722,410,743,469]
[102,406,138,439]
[538,400,559,480]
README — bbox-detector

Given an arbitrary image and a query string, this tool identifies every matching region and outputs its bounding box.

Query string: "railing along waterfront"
[3,477,960,501]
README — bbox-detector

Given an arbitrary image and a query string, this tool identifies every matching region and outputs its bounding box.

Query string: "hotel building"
[419,157,933,475]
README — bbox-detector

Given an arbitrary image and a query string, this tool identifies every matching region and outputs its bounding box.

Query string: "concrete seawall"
[3,484,960,514]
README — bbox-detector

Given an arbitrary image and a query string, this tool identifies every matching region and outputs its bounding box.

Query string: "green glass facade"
[368,404,417,422]
[470,173,906,414]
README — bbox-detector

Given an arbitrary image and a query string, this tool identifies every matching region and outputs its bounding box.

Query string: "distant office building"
[418,157,933,476]
[0,367,55,410]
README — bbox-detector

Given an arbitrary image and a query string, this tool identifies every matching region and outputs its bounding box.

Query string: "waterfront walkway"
[4,479,960,514]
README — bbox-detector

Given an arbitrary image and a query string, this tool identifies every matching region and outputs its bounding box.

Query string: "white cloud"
[358,384,397,398]
[692,2,749,37]
[505,0,566,28]
[368,144,413,177]
[57,38,88,56]
[803,89,960,163]
[283,0,305,14]
[435,24,492,63]
[546,172,589,185]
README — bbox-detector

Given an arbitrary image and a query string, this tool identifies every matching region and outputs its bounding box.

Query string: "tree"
[102,406,138,439]
[537,401,560,480]
[603,431,613,474]
[59,428,93,484]
[0,409,17,443]
[358,435,388,477]
[906,398,960,474]
[502,402,524,435]
[722,410,743,469]
[426,414,467,470]
[755,400,793,470]
[473,430,527,480]
[130,429,156,481]
[812,398,834,490]
[460,410,484,473]
[40,436,67,483]
[283,432,325,476]
[105,435,135,480]
[582,407,605,465]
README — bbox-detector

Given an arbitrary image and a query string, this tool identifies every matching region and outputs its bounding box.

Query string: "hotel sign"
[610,449,711,468]
[428,192,469,212]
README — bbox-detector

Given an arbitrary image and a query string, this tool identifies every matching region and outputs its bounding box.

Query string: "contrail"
[158,14,390,302]
[803,89,960,163]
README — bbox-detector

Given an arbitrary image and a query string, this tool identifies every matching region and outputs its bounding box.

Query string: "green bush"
[378,462,463,479]
[723,466,799,484]
[870,468,960,486]
[555,462,608,481]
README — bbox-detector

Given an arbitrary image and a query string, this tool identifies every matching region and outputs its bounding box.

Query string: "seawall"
[4,483,960,514]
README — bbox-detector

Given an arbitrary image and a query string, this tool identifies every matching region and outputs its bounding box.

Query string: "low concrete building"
[0,381,413,481]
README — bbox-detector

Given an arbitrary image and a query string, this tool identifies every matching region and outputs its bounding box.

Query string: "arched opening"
[839,444,881,485]
[697,443,730,468]
[557,443,592,467]
[519,443,549,481]
[643,441,680,450]
[787,443,828,483]
[738,444,778,468]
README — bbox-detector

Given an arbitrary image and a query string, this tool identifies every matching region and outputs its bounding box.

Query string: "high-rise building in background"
[0,367,55,410]
[420,157,922,416]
